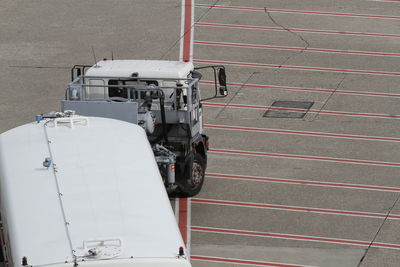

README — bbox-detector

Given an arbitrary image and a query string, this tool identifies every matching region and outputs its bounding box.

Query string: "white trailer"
[0,113,191,267]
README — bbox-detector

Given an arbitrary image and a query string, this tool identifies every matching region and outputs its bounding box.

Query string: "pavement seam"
[263,6,310,71]
[357,193,400,266]
[215,72,257,119]
[309,74,346,122]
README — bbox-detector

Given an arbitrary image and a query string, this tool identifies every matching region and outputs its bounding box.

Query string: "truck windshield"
[108,80,159,98]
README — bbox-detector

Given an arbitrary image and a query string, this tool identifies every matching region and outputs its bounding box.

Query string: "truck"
[0,114,193,267]
[62,59,227,197]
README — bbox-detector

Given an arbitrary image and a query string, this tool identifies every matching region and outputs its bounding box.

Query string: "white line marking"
[187,198,192,259]
[200,80,400,98]
[191,255,315,267]
[204,123,400,142]
[209,148,400,167]
[203,102,400,120]
[192,198,400,220]
[192,226,400,250]
[195,4,400,20]
[179,0,185,61]
[369,0,400,2]
[195,59,400,77]
[196,22,400,39]
[194,40,400,57]
[206,172,400,193]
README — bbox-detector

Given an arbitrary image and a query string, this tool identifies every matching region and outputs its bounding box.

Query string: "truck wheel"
[179,153,205,197]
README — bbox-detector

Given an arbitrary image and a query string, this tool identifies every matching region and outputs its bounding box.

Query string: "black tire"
[178,153,205,197]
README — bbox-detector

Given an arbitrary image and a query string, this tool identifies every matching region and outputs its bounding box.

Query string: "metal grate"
[263,101,314,119]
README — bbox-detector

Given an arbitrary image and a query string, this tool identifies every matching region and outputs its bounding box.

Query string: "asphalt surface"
[1,0,400,266]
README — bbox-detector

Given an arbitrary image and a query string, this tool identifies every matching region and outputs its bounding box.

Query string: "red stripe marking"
[183,0,192,62]
[196,22,400,39]
[200,80,400,98]
[203,102,400,119]
[194,40,400,57]
[209,148,400,167]
[177,0,192,248]
[191,226,400,249]
[206,172,400,193]
[191,255,307,267]
[178,198,189,245]
[205,123,400,141]
[371,0,400,2]
[204,123,400,142]
[195,59,400,77]
[192,198,400,220]
[195,4,400,20]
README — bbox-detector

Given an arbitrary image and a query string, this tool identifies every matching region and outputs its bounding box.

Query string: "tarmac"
[1,0,400,266]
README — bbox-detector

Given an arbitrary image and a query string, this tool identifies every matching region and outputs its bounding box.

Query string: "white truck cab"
[0,114,192,267]
[63,59,227,197]
[83,60,194,101]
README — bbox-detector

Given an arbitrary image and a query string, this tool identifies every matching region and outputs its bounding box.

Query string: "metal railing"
[66,75,200,112]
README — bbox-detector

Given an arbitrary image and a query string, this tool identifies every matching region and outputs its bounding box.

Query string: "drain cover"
[263,101,314,119]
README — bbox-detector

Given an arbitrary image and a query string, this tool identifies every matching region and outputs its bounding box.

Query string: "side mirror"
[67,85,82,100]
[195,65,228,101]
[71,65,91,82]
[191,70,202,80]
[218,68,227,95]
[71,68,81,81]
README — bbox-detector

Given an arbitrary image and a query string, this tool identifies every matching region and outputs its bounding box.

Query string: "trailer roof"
[85,60,194,79]
[0,116,187,266]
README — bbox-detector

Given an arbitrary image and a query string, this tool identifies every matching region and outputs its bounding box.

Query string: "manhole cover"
[263,101,314,119]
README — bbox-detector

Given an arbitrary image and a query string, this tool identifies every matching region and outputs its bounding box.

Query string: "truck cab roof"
[85,60,194,79]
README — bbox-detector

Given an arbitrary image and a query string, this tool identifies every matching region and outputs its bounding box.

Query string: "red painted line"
[202,102,400,119]
[195,59,400,77]
[191,255,309,267]
[192,198,400,220]
[183,0,193,62]
[206,172,400,193]
[195,4,400,20]
[209,148,400,167]
[177,0,192,250]
[194,40,400,57]
[200,80,400,98]
[196,22,400,39]
[191,226,400,250]
[178,198,189,246]
[204,124,400,142]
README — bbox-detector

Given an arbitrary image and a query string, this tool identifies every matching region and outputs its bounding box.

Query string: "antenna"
[91,46,98,67]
